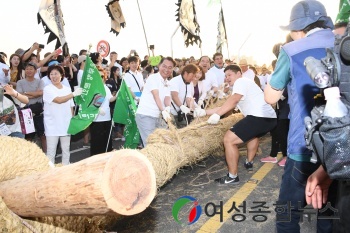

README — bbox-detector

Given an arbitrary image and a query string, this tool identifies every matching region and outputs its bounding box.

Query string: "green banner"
[113,79,140,149]
[67,56,106,135]
[336,0,350,24]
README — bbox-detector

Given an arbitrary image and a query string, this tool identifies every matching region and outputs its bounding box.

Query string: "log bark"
[0,149,156,217]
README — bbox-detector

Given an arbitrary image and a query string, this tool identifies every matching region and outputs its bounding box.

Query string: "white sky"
[0,0,338,65]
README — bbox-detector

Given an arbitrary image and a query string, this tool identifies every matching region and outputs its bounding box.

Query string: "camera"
[304,49,341,89]
[177,110,185,122]
[177,110,194,123]
[39,44,45,49]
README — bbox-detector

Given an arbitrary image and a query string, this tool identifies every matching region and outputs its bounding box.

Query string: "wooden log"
[0,149,156,217]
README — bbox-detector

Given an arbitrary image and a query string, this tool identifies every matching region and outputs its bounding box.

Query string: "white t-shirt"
[169,75,193,115]
[136,73,170,118]
[34,68,41,80]
[0,63,10,85]
[124,70,144,93]
[113,62,123,76]
[232,78,276,118]
[259,74,270,90]
[242,69,255,81]
[202,70,218,95]
[94,85,113,122]
[77,70,84,87]
[41,76,70,88]
[209,66,225,86]
[43,84,75,136]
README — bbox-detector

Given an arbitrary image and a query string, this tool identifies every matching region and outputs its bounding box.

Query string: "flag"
[336,0,350,24]
[113,80,140,149]
[216,7,227,53]
[175,0,201,47]
[106,0,126,36]
[67,56,106,135]
[37,0,69,56]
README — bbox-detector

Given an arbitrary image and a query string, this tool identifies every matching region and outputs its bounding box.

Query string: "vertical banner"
[37,0,69,55]
[67,56,106,135]
[216,7,227,53]
[113,80,140,149]
[336,0,350,24]
[175,0,202,47]
[106,0,126,36]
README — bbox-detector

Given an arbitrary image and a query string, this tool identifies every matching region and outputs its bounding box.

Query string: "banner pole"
[136,0,150,56]
[171,25,180,58]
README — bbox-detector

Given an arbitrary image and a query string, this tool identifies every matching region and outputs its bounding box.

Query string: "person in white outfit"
[43,65,83,165]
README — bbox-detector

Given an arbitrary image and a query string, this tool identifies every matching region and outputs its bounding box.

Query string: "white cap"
[324,87,341,100]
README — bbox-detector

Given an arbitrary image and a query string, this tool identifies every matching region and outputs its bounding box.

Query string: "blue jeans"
[276,158,337,233]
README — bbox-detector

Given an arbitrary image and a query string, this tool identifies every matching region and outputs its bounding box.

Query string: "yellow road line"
[196,155,281,233]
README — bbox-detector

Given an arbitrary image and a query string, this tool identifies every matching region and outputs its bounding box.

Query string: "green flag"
[113,79,140,149]
[336,0,350,24]
[68,56,106,135]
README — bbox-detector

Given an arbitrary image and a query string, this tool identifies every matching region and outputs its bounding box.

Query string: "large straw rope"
[145,113,244,188]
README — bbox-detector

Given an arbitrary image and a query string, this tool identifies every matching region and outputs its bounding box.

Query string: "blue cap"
[48,60,59,67]
[280,0,334,31]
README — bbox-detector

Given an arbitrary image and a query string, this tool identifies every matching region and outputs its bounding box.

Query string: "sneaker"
[244,160,254,171]
[121,136,125,142]
[278,157,287,167]
[214,174,240,185]
[260,156,278,163]
[82,142,90,148]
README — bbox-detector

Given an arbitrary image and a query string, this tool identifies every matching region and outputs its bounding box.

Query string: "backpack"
[305,26,350,180]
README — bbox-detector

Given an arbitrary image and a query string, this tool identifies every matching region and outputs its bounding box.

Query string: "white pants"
[46,135,71,165]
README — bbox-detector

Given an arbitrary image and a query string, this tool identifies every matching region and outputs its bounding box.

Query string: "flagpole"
[220,0,230,59]
[106,121,113,152]
[171,25,180,58]
[237,33,251,62]
[136,0,150,56]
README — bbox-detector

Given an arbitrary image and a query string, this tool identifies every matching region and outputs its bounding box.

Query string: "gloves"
[180,105,190,114]
[73,87,83,97]
[207,113,220,124]
[161,109,171,121]
[198,99,204,107]
[164,106,171,113]
[99,108,106,116]
[194,108,206,117]
[217,90,226,99]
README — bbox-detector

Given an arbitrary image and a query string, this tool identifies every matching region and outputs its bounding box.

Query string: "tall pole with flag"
[216,0,229,58]
[175,0,202,47]
[136,0,150,56]
[67,55,106,135]
[113,80,140,149]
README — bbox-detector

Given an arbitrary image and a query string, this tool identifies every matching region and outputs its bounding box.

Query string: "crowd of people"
[0,0,349,232]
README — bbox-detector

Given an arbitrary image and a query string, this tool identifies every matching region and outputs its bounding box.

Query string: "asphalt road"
[54,133,322,233]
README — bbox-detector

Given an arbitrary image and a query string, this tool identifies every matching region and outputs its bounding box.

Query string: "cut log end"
[102,149,156,216]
